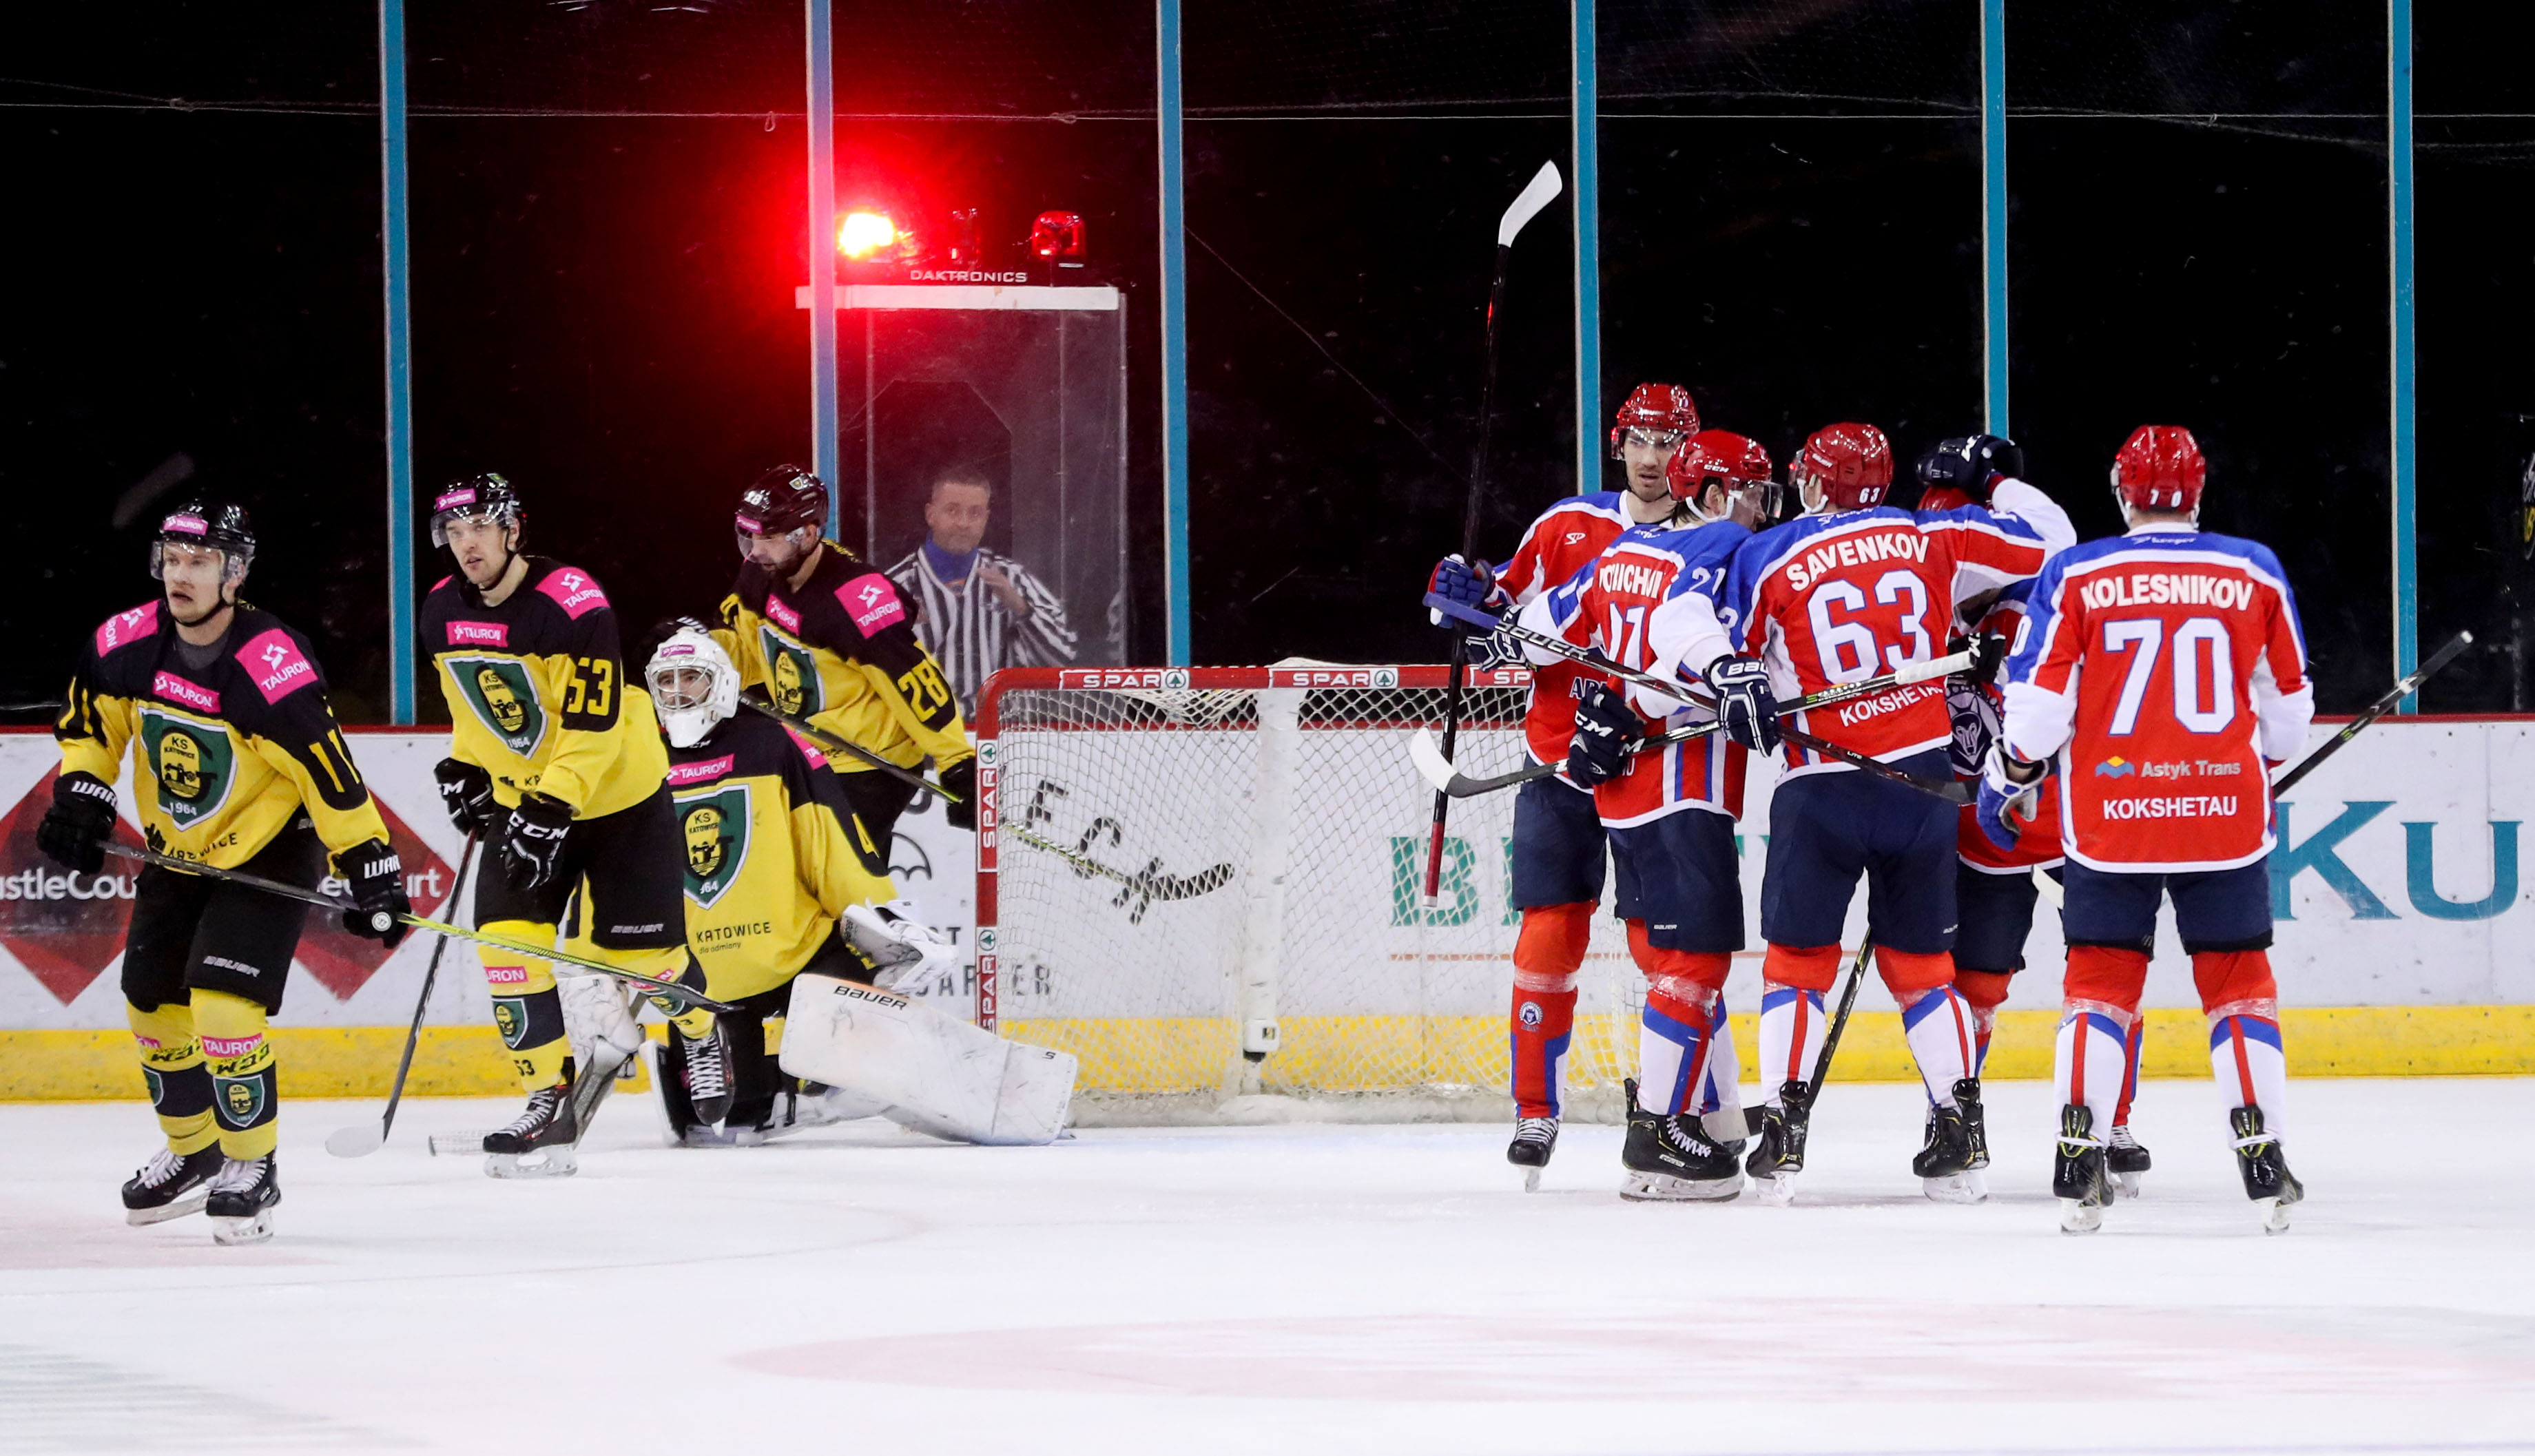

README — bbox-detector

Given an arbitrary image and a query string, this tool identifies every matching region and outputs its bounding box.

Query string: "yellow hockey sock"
[127,1001,217,1155]
[192,990,278,1161]
[480,920,571,1090]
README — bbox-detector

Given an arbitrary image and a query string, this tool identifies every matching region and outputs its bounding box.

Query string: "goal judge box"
[973,665,1644,1122]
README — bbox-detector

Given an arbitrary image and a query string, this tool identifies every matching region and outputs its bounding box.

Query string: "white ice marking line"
[0,1343,412,1450]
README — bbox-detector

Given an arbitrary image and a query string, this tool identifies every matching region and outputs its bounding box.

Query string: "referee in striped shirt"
[887,471,1077,716]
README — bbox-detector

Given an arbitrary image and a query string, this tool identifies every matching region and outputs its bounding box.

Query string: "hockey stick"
[2272,629,2473,796]
[1407,649,1974,798]
[1429,597,1969,804]
[736,694,960,805]
[1425,159,1565,907]
[1746,939,1871,1140]
[325,833,479,1158]
[97,842,738,1013]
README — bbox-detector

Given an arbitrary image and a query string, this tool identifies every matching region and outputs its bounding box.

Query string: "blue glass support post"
[380,0,415,723]
[1573,0,1600,495]
[2390,0,2419,708]
[1158,0,1191,665]
[1980,0,2008,437]
[807,0,841,528]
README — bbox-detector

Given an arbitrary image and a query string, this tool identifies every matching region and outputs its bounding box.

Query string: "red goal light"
[838,209,898,260]
[1031,211,1086,261]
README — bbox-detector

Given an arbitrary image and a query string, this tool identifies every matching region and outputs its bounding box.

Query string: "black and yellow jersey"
[655,711,893,1001]
[718,541,971,777]
[55,601,389,869]
[418,556,667,819]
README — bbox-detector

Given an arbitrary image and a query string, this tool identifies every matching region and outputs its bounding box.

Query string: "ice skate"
[1619,1078,1742,1202]
[1914,1079,1988,1204]
[2053,1103,2108,1234]
[121,1144,225,1226]
[2229,1105,2303,1235]
[483,1079,580,1179]
[2107,1123,2151,1199]
[205,1154,279,1245]
[1744,1078,1814,1206]
[1507,1116,1558,1192]
[676,1020,736,1127]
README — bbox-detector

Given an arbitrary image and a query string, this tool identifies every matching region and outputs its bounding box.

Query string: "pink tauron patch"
[446,620,508,647]
[433,488,477,511]
[536,567,610,619]
[837,573,907,634]
[149,672,221,715]
[198,1034,262,1057]
[763,594,802,634]
[96,603,160,656]
[666,755,736,787]
[234,628,317,704]
[785,729,827,767]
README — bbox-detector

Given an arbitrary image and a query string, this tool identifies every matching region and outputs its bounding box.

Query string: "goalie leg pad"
[779,974,1077,1145]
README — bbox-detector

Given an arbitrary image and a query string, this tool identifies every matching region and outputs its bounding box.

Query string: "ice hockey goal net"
[974,664,1645,1123]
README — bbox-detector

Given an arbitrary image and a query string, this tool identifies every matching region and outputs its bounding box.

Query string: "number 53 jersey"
[419,557,668,818]
[2001,527,2314,873]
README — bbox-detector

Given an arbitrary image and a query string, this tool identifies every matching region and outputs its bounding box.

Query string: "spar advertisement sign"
[0,719,2521,1030]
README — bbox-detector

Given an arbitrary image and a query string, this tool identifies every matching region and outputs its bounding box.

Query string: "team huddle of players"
[41,466,971,1242]
[1429,385,2313,1232]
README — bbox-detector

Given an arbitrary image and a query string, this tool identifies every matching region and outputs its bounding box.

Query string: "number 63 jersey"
[2000,526,2315,873]
[420,556,669,818]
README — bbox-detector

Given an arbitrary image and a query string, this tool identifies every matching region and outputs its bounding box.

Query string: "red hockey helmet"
[1608,382,1701,460]
[1789,422,1894,510]
[2111,425,2206,514]
[1666,429,1772,515]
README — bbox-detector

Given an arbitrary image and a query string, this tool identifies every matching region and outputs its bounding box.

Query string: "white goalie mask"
[645,628,740,749]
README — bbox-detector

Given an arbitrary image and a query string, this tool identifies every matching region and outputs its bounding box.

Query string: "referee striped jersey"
[884,546,1077,714]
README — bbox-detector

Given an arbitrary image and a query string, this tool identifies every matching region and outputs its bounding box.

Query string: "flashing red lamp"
[838,209,898,260]
[1031,210,1086,262]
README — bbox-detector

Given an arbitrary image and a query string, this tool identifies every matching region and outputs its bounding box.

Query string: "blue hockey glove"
[1705,654,1780,754]
[1976,745,2045,851]
[1565,680,1644,787]
[1425,555,1506,632]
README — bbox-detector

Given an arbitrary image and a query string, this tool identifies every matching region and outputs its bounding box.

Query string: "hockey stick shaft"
[1427,160,1566,905]
[736,695,958,804]
[378,833,477,1138]
[1808,939,1871,1095]
[98,842,737,1013]
[2271,630,2473,797]
[1439,603,1967,804]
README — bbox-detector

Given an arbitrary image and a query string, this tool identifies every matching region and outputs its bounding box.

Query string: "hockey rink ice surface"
[4,1079,2530,1456]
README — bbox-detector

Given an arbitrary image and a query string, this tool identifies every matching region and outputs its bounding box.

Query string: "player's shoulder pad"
[90,600,164,662]
[811,546,912,641]
[228,610,326,707]
[530,560,612,621]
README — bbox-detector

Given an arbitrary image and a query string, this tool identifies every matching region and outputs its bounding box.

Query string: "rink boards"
[0,720,2528,1095]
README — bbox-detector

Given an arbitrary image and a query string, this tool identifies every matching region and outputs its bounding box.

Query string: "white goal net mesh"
[976,665,1646,1121]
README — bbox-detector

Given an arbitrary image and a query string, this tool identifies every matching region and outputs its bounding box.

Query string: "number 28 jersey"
[1518,517,1751,826]
[2000,527,2314,873]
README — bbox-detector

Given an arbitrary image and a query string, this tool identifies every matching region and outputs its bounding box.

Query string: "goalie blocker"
[780,975,1077,1145]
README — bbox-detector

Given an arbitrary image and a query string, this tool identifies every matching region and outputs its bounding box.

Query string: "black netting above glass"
[1603,0,1976,116]
[2006,0,2384,146]
[1185,0,1566,114]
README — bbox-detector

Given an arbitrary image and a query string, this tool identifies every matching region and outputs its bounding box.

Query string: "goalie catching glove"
[1566,680,1644,787]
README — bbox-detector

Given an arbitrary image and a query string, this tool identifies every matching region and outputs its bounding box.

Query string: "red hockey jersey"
[1494,492,1638,771]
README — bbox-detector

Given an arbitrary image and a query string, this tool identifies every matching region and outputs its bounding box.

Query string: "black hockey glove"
[1706,654,1781,754]
[434,757,497,835]
[1565,681,1645,787]
[499,792,575,891]
[38,771,118,875]
[938,756,977,831]
[338,838,413,948]
[1914,435,2024,508]
[1965,630,2010,687]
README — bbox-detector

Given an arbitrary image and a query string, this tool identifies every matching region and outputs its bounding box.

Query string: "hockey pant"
[2056,945,2284,1147]
[1757,942,1974,1111]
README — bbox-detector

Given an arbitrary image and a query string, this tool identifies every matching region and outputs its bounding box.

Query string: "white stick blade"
[324,1124,386,1158]
[1497,160,1564,247]
[1406,729,1460,794]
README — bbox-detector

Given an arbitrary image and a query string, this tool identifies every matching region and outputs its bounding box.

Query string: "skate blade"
[2257,1196,2292,1234]
[210,1209,273,1245]
[2058,1197,2105,1234]
[484,1147,579,1179]
[428,1132,496,1157]
[1921,1170,1988,1205]
[1522,1167,1541,1194]
[1751,1174,1795,1207]
[1620,1170,1742,1203]
[126,1192,209,1226]
[2111,1169,2144,1200]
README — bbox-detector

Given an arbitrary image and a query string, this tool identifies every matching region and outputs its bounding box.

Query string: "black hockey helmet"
[149,499,256,586]
[430,472,524,548]
[735,465,829,539]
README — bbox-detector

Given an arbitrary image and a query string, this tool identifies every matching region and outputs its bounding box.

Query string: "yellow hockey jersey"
[56,601,389,869]
[718,542,971,776]
[419,557,667,819]
[657,711,892,1001]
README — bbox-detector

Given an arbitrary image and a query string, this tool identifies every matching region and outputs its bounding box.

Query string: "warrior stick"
[1408,649,1973,798]
[98,842,736,1013]
[736,694,958,806]
[1428,597,1969,804]
[324,833,478,1158]
[1424,159,1564,907]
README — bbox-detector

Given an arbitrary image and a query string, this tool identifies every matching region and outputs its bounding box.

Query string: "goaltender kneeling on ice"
[557,625,1077,1149]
